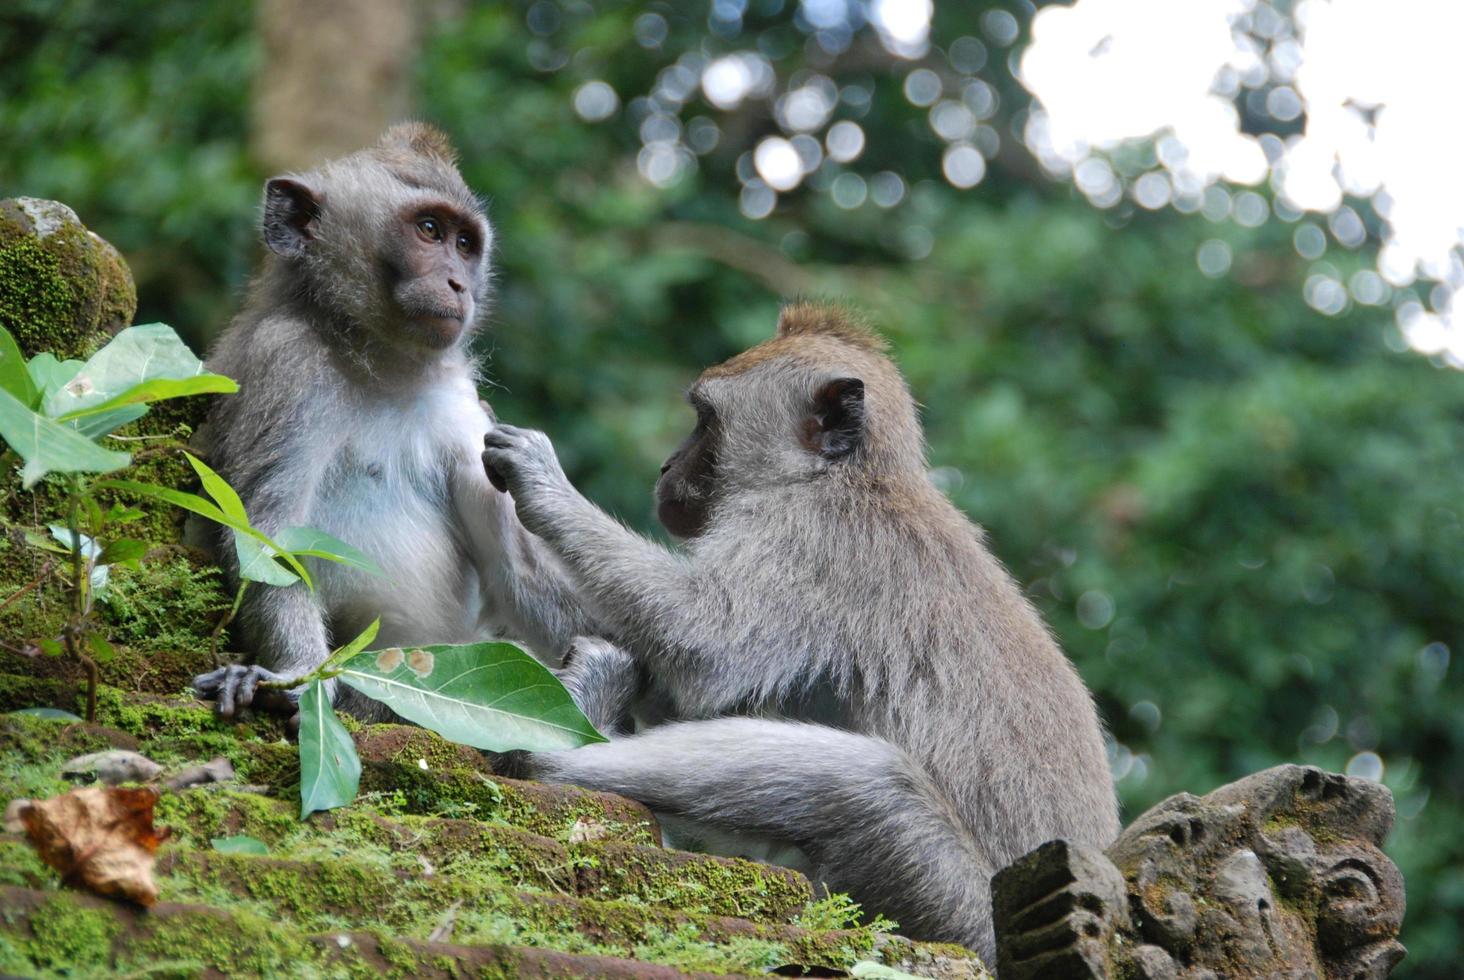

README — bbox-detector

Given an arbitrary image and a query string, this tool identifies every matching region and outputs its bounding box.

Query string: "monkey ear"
[809,377,865,459]
[262,178,322,257]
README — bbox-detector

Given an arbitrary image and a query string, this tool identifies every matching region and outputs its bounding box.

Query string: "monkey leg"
[525,717,998,960]
[555,637,641,736]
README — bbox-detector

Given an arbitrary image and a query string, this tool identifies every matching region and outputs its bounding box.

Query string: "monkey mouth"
[405,309,467,348]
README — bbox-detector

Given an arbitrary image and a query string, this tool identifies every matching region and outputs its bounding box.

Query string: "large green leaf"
[70,404,148,440]
[298,680,360,819]
[25,354,83,403]
[337,642,606,752]
[44,323,237,421]
[275,526,382,576]
[0,385,131,487]
[0,325,37,407]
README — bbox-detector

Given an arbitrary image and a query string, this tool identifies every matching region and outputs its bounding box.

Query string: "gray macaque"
[192,123,592,720]
[482,302,1120,962]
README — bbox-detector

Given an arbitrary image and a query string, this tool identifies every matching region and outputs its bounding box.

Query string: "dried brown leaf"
[16,786,170,905]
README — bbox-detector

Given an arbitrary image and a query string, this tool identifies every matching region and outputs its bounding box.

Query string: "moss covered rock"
[0,198,136,361]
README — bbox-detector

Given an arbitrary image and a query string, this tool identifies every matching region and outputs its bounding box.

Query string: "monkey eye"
[456,232,474,255]
[416,217,443,241]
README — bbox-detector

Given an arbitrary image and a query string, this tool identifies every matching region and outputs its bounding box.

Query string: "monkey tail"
[532,717,997,960]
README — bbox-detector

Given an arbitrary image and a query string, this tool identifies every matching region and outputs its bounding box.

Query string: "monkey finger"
[235,671,258,709]
[483,427,522,450]
[217,670,242,718]
[483,453,509,493]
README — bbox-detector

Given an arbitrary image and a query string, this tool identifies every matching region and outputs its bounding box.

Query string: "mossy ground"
[0,704,989,977]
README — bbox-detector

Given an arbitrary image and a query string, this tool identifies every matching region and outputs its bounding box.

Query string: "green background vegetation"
[1,1,1459,974]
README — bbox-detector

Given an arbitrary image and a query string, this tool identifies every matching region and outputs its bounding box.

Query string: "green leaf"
[9,707,85,722]
[183,451,248,523]
[23,529,71,554]
[0,385,131,487]
[97,539,149,564]
[211,834,270,855]
[37,639,63,658]
[56,375,237,424]
[322,618,381,673]
[97,478,313,588]
[87,633,116,665]
[0,325,37,407]
[69,404,148,440]
[48,524,109,594]
[43,323,237,420]
[298,680,360,819]
[337,641,607,752]
[49,523,99,559]
[26,354,84,401]
[275,526,382,575]
[234,531,300,586]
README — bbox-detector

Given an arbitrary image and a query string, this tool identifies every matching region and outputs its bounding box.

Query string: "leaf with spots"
[337,641,606,752]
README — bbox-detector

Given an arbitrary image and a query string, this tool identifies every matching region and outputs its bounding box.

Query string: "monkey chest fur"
[305,385,492,649]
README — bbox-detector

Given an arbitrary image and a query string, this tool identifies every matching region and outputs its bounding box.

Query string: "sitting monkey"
[481,303,1120,962]
[192,124,593,720]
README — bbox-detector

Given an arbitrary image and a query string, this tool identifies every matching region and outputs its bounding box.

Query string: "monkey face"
[388,206,487,350]
[655,394,719,538]
[259,139,491,353]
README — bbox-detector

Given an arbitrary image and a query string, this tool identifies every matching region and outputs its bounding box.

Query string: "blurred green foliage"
[1,1,1459,973]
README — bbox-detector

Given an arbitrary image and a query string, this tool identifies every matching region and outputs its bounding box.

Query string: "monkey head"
[260,122,493,353]
[654,302,924,538]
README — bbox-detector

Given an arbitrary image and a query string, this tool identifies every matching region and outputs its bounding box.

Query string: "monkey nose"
[448,277,465,293]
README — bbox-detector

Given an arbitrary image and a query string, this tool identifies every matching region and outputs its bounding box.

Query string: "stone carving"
[992,765,1405,980]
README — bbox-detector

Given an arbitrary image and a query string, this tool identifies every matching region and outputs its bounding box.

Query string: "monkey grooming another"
[192,123,593,721]
[482,302,1119,962]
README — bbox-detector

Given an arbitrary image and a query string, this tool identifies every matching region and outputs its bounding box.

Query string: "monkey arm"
[485,425,835,713]
[451,459,601,658]
[193,404,335,719]
[482,425,707,655]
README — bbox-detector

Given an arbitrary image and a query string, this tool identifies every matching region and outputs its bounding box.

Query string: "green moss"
[120,905,314,977]
[10,892,122,975]
[572,840,811,920]
[0,236,83,358]
[634,921,789,975]
[0,840,53,889]
[100,548,231,675]
[155,788,300,851]
[0,198,135,361]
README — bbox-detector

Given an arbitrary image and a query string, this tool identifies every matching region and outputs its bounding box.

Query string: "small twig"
[105,432,180,442]
[0,558,54,616]
[210,581,248,666]
[0,639,39,658]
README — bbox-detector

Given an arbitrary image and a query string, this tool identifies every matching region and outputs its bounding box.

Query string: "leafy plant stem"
[62,626,99,723]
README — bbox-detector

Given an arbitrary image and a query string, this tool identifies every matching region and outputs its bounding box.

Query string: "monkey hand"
[193,664,303,726]
[483,423,576,538]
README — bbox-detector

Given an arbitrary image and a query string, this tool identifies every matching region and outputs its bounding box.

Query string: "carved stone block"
[992,765,1405,980]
